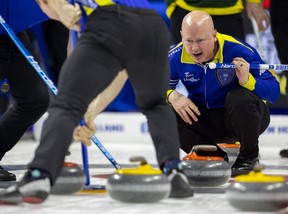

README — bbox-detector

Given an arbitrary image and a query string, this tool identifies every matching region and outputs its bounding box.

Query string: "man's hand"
[54,0,82,31]
[233,57,250,85]
[72,70,128,146]
[246,2,270,32]
[168,90,201,124]
[73,121,96,146]
[36,0,82,31]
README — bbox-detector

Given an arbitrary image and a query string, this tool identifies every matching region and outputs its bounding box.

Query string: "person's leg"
[178,125,206,154]
[119,7,192,197]
[225,87,270,176]
[0,95,9,117]
[270,0,288,64]
[30,41,121,183]
[175,107,234,153]
[270,0,288,157]
[0,32,49,181]
[7,40,121,204]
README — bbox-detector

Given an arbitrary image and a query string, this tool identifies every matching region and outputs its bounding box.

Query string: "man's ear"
[180,30,183,40]
[213,29,217,42]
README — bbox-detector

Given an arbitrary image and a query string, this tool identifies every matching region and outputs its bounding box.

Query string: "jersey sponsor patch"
[216,68,235,86]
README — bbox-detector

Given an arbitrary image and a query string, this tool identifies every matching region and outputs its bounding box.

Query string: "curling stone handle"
[190,145,217,153]
[129,156,148,165]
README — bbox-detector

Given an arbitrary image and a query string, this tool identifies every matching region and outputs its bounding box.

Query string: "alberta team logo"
[216,68,235,86]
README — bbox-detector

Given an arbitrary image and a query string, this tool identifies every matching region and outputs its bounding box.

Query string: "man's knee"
[226,87,257,110]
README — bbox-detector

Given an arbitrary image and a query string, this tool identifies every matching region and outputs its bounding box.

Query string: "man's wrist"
[166,89,174,105]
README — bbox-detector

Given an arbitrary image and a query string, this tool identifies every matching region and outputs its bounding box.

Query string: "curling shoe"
[0,166,16,181]
[163,159,193,198]
[231,156,259,177]
[0,169,51,204]
[279,149,288,158]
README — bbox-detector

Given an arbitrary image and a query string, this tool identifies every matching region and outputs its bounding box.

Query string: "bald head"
[181,10,214,34]
[180,10,217,63]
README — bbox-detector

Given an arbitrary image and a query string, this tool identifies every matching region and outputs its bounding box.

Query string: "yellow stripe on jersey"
[221,33,254,53]
[241,73,256,91]
[94,0,115,6]
[83,6,94,15]
[83,0,115,15]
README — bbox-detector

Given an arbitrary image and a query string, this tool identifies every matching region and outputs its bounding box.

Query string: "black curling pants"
[176,87,270,159]
[270,0,288,64]
[0,32,49,160]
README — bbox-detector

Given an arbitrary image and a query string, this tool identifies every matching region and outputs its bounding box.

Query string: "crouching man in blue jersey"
[166,10,280,177]
[0,0,193,204]
[0,0,50,181]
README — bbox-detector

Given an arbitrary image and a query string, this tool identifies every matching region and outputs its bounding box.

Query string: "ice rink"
[1,127,288,214]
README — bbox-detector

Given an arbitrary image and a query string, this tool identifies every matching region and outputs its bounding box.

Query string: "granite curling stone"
[226,164,288,212]
[182,145,231,187]
[51,162,85,195]
[218,142,240,166]
[107,156,171,203]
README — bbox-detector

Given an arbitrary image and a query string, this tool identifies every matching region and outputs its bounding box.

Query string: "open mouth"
[193,53,203,58]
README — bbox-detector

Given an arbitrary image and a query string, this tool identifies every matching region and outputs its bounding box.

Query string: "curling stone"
[107,156,171,203]
[218,142,240,166]
[51,162,85,195]
[226,164,288,212]
[182,145,231,187]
